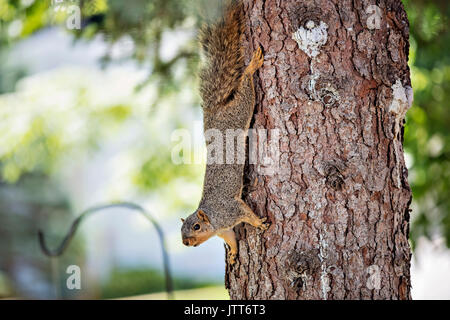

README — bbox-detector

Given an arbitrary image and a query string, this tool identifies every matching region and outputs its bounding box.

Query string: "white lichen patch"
[318,231,331,300]
[388,79,413,188]
[389,80,412,120]
[320,272,331,299]
[292,20,328,58]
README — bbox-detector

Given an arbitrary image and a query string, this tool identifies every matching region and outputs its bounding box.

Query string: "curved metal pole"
[38,202,174,299]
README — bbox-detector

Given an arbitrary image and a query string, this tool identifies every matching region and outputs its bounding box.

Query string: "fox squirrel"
[180,1,269,265]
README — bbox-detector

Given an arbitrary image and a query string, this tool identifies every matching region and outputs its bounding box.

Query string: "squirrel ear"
[180,218,185,223]
[197,209,210,223]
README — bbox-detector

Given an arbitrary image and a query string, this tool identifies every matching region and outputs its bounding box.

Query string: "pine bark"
[225,0,412,300]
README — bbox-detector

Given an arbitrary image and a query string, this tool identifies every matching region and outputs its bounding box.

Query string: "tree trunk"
[225,0,413,300]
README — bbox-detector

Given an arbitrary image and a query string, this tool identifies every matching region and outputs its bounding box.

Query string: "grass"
[119,285,229,300]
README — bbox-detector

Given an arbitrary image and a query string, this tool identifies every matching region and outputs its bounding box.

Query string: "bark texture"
[225,0,412,300]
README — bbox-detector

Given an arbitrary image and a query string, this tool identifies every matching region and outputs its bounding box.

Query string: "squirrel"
[181,0,269,265]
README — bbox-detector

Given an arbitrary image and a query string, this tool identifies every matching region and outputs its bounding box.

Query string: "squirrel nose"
[183,238,190,246]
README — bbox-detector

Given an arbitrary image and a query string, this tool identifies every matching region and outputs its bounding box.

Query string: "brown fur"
[181,1,269,265]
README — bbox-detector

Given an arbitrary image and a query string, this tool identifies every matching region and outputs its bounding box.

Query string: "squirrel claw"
[259,217,270,231]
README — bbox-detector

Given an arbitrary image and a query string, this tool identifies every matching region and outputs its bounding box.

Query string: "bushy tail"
[199,0,244,110]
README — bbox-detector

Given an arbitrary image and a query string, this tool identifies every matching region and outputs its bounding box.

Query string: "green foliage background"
[403,0,450,248]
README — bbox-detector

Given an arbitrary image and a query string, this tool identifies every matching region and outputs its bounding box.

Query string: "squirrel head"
[181,209,215,247]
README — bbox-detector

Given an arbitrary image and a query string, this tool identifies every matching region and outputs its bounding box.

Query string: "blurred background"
[0,0,448,300]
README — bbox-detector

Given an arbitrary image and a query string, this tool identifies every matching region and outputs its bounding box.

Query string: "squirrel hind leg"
[217,229,237,265]
[236,198,270,231]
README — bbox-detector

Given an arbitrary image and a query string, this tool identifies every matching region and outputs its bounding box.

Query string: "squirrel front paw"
[258,217,270,231]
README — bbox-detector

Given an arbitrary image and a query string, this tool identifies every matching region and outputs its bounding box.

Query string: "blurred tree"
[0,64,204,297]
[0,0,207,299]
[0,0,203,191]
[402,0,450,248]
[0,173,85,298]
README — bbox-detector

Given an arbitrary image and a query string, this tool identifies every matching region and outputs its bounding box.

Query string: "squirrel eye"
[193,224,201,231]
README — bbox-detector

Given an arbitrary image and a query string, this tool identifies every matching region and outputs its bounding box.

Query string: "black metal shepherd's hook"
[38,202,174,299]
